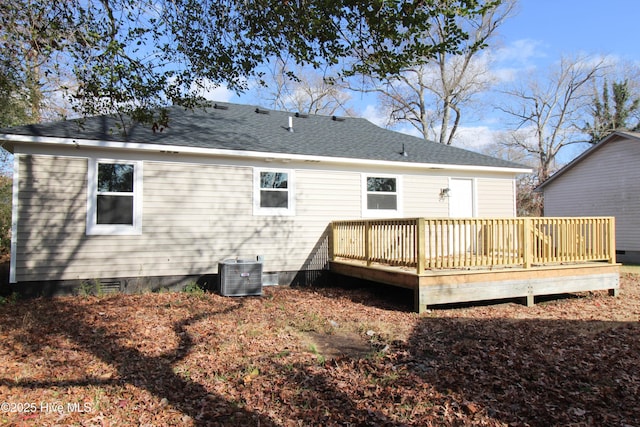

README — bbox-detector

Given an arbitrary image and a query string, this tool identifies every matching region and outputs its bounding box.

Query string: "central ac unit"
[218,258,263,296]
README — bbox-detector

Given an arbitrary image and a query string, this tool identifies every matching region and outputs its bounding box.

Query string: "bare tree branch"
[350,0,516,145]
[257,60,354,116]
[498,54,606,182]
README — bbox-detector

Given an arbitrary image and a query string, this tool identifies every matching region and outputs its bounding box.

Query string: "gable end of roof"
[537,131,640,190]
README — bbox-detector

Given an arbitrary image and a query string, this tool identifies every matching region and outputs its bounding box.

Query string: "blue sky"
[212,0,640,164]
[502,0,640,62]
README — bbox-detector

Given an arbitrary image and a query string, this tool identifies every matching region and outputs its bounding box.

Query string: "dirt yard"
[0,273,639,426]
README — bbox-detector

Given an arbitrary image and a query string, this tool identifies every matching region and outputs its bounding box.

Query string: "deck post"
[526,290,535,307]
[414,285,427,314]
[329,222,336,261]
[417,218,426,274]
[608,216,618,297]
[365,221,372,266]
[523,218,532,269]
[608,216,616,264]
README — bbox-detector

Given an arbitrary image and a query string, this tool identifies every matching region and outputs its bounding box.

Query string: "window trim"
[253,168,295,216]
[362,174,402,217]
[87,158,143,235]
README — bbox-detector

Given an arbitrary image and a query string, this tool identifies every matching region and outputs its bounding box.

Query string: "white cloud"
[188,76,257,104]
[361,104,389,127]
[489,39,548,83]
[450,125,501,151]
[490,67,522,83]
[493,39,547,65]
[195,84,236,102]
[394,123,422,138]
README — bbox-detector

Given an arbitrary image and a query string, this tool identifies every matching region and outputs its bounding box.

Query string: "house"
[537,130,640,264]
[0,102,530,296]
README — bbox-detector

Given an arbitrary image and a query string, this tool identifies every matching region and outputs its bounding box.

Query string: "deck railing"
[330,217,616,274]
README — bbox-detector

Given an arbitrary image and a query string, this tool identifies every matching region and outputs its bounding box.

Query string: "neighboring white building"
[1,102,529,295]
[537,131,640,263]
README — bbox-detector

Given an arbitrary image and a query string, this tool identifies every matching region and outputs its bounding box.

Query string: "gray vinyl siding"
[543,136,640,252]
[15,155,87,281]
[14,155,364,281]
[141,161,253,276]
[13,152,520,283]
[296,170,361,219]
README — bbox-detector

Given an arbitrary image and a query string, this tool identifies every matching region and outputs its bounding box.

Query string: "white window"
[254,168,295,216]
[362,174,402,217]
[87,159,143,235]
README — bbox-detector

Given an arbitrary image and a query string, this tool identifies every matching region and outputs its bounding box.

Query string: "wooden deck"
[329,217,620,313]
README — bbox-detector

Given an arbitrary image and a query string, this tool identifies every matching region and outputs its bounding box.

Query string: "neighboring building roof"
[537,130,640,190]
[1,102,529,171]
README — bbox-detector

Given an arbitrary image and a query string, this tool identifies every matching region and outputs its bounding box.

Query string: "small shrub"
[307,343,326,365]
[77,280,94,297]
[0,292,18,305]
[182,281,205,296]
[77,279,105,297]
[0,176,12,256]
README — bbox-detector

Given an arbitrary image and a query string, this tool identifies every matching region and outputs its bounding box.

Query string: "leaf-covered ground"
[1,273,639,426]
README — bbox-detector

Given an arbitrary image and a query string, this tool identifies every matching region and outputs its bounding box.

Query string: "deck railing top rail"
[330,217,616,273]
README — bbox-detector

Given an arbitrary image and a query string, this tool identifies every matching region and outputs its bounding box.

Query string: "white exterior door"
[449,178,474,218]
[448,178,474,255]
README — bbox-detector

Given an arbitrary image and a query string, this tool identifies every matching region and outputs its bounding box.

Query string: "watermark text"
[1,401,92,414]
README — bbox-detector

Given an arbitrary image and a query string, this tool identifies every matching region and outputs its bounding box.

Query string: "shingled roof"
[1,102,527,171]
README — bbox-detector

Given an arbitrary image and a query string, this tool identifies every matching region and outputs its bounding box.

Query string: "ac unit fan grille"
[218,259,263,296]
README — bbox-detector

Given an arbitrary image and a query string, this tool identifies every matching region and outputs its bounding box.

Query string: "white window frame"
[362,174,403,217]
[86,158,143,235]
[253,168,295,216]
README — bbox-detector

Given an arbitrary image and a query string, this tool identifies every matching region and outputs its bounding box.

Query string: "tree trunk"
[439,99,451,144]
